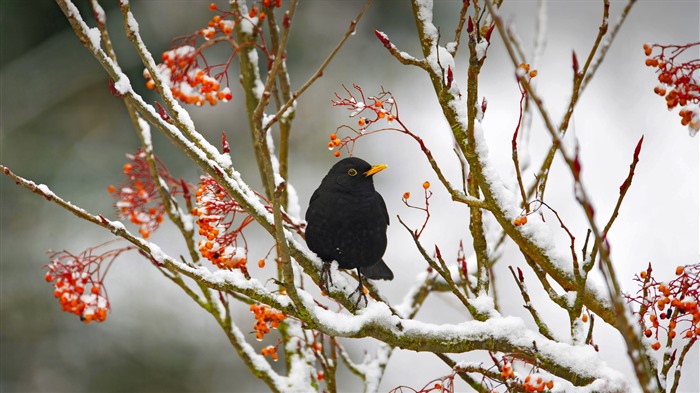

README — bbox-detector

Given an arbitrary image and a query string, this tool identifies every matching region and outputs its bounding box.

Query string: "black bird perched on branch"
[305,157,393,304]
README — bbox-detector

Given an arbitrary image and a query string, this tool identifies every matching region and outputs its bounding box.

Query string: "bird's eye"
[347,168,358,176]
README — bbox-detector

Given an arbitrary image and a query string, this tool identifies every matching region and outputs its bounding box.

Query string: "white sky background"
[1,0,698,392]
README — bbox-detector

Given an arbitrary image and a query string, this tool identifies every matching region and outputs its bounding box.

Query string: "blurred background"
[1,1,698,392]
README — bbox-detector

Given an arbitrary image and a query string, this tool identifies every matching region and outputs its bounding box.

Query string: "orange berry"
[422,181,430,189]
[333,151,341,157]
[651,341,661,351]
[107,185,116,193]
[333,139,341,146]
[686,330,694,338]
[529,70,538,78]
[327,141,334,149]
[676,266,685,275]
[403,192,410,199]
[45,272,53,282]
[387,114,395,121]
[146,79,155,90]
[520,216,528,225]
[249,6,258,17]
[640,270,648,279]
[209,3,217,11]
[258,259,265,268]
[581,314,589,323]
[91,285,100,294]
[525,376,531,383]
[259,12,266,20]
[669,330,677,339]
[644,328,652,337]
[546,380,554,389]
[374,100,383,107]
[123,163,133,173]
[519,63,530,72]
[358,118,366,127]
[378,111,385,119]
[330,133,337,140]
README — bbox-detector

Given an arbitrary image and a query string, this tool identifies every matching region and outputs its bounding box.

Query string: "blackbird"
[305,157,393,301]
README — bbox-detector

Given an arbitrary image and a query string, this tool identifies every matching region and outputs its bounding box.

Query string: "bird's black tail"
[360,260,394,280]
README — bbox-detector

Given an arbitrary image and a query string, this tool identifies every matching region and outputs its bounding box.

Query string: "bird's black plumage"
[305,157,393,294]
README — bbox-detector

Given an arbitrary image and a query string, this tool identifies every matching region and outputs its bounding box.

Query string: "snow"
[136,117,151,151]
[92,0,106,24]
[64,0,101,53]
[126,10,139,33]
[475,38,489,60]
[285,182,301,219]
[87,27,102,49]
[112,71,132,96]
[247,49,265,99]
[36,184,55,198]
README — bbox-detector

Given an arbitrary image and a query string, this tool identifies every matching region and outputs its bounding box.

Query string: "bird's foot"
[351,279,368,310]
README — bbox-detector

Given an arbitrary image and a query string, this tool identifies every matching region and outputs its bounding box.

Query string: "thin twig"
[262,0,374,134]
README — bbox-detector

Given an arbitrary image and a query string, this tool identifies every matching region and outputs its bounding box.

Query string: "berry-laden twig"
[44,241,135,323]
[388,373,456,393]
[331,84,485,209]
[144,1,283,107]
[250,302,286,341]
[193,176,256,275]
[108,150,190,239]
[512,63,538,211]
[329,84,397,157]
[644,42,700,135]
[401,181,433,239]
[626,262,700,348]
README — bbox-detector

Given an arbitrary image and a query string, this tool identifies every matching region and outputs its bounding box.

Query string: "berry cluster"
[330,85,397,157]
[627,262,700,351]
[200,13,234,39]
[499,362,515,380]
[522,375,554,392]
[145,46,232,106]
[260,345,279,361]
[193,176,253,271]
[518,63,538,79]
[250,303,285,341]
[644,42,700,135]
[513,215,528,226]
[108,150,186,239]
[44,244,130,323]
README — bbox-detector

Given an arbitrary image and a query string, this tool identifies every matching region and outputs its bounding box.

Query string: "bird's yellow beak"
[363,164,387,177]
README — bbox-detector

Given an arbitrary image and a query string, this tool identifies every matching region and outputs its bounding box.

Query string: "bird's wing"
[378,193,390,225]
